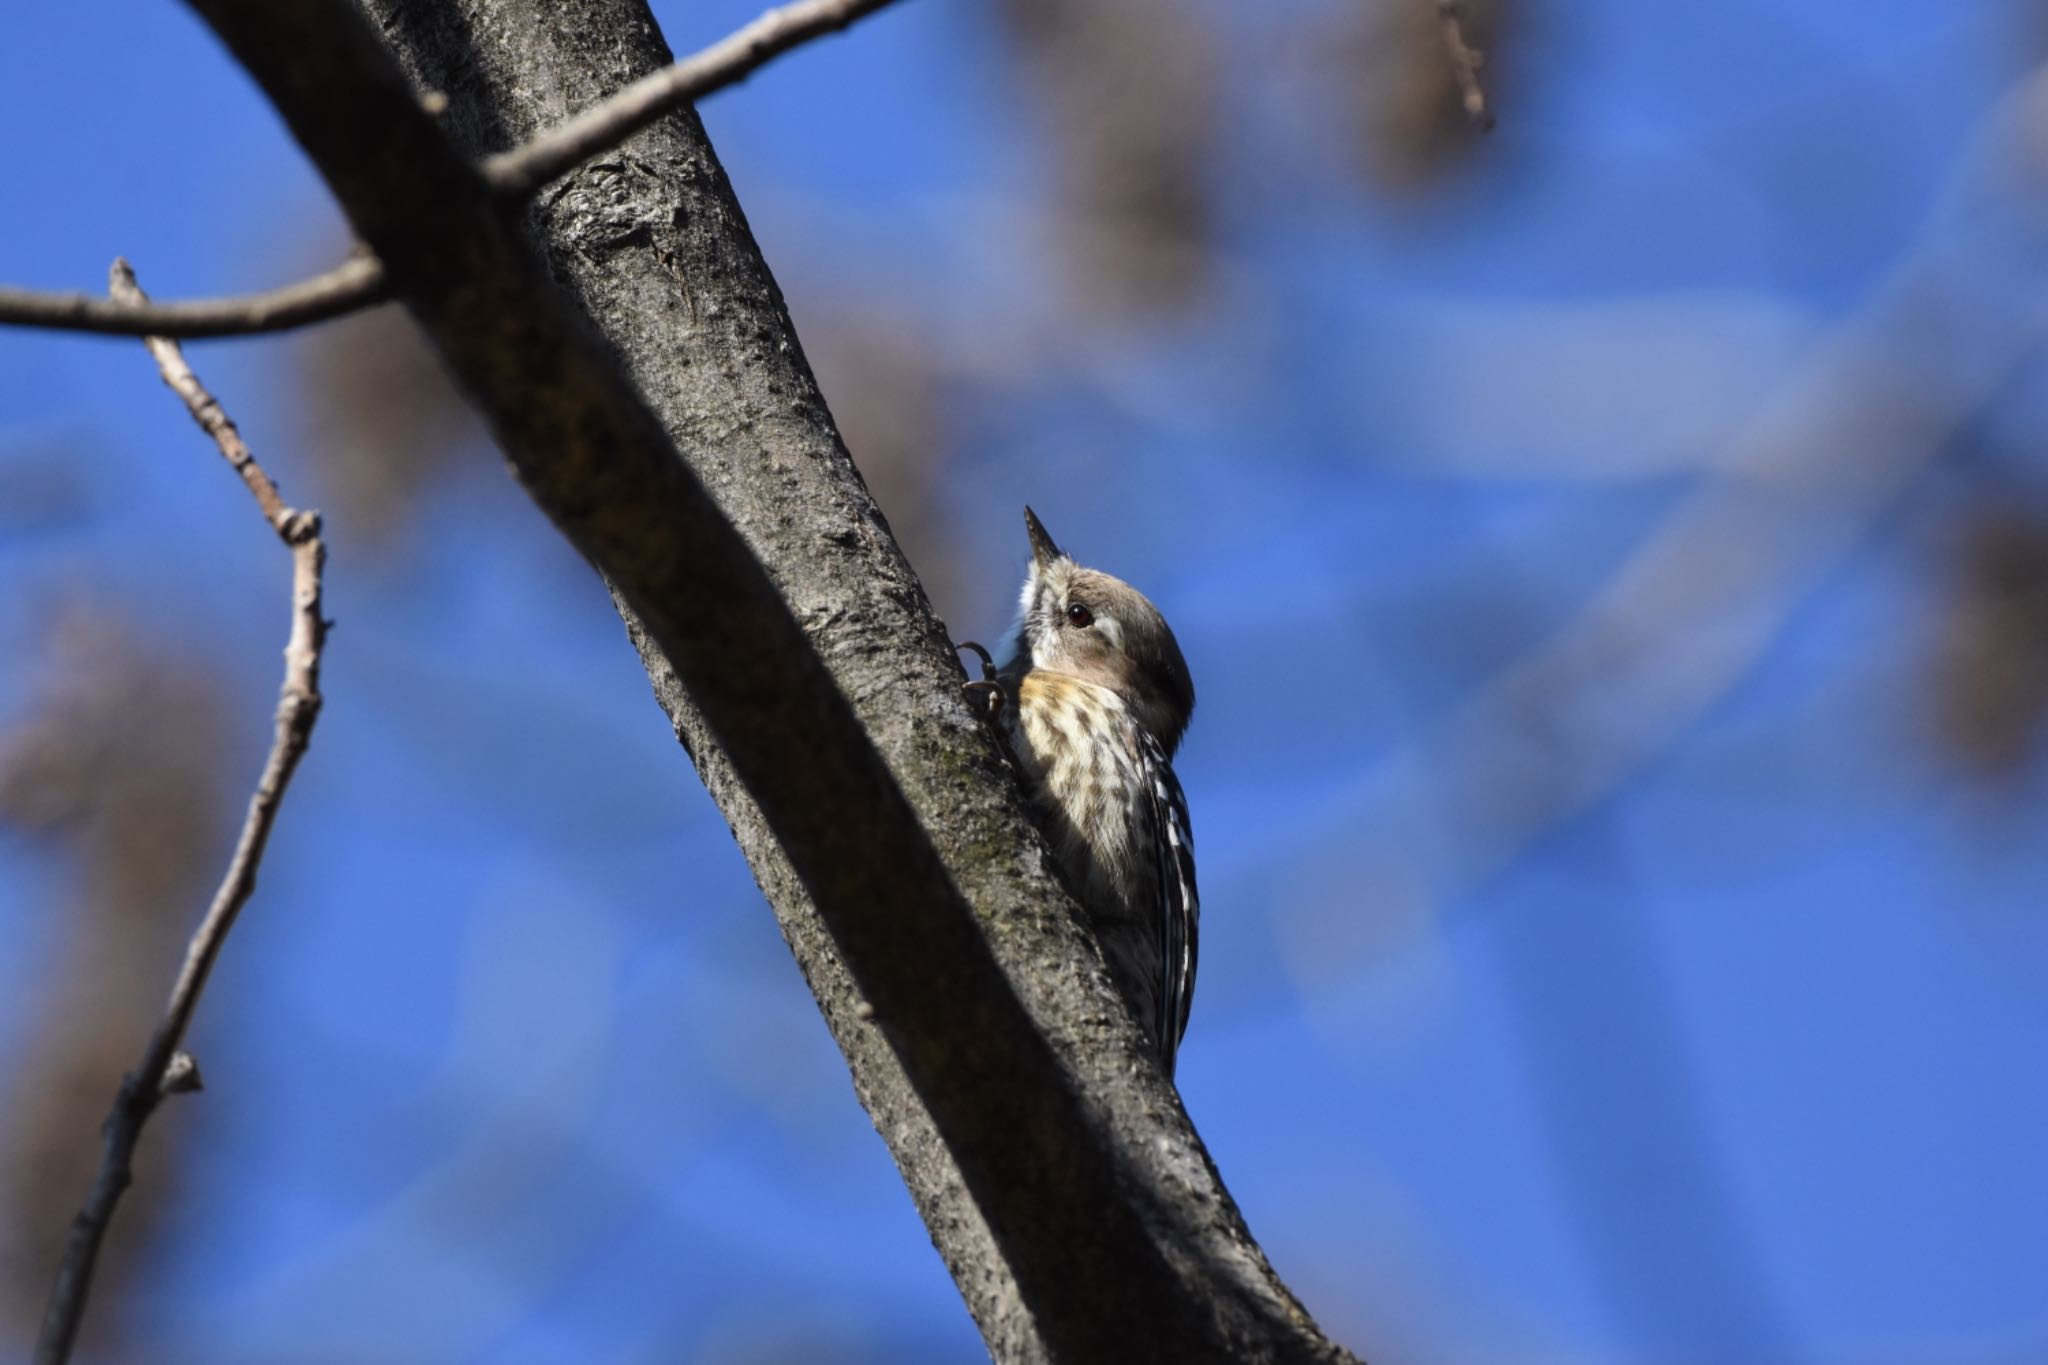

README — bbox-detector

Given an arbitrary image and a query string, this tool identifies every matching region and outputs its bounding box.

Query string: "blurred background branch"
[1431,0,1498,130]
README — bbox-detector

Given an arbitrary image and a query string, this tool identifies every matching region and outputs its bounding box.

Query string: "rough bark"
[184,0,1358,1359]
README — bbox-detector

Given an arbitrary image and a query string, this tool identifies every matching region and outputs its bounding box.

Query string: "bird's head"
[1008,506,1195,755]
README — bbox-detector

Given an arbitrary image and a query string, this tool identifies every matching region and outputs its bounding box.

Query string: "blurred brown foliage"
[800,300,975,624]
[292,301,482,547]
[1933,504,2048,776]
[0,607,231,1354]
[998,0,1221,319]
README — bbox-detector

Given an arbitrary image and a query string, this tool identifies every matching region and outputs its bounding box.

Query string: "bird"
[964,507,1199,1076]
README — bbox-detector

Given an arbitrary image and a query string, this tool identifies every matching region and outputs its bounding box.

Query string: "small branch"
[1431,0,1495,131]
[0,253,387,338]
[483,0,906,196]
[32,262,327,1365]
[0,0,904,340]
[110,262,298,529]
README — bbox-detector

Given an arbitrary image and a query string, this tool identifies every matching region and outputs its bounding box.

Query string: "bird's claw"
[954,641,1005,720]
[954,640,998,682]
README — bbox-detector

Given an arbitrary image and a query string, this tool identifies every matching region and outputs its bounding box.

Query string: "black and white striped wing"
[1138,729,1199,1075]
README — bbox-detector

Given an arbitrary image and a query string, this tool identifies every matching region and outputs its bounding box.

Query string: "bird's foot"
[954,641,1005,720]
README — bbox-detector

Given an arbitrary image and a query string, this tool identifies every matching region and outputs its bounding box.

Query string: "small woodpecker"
[968,507,1199,1076]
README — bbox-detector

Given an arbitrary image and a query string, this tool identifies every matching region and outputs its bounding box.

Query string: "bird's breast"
[1008,671,1154,919]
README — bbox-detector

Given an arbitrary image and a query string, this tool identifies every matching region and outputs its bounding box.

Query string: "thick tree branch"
[171,0,1356,1358]
[33,263,326,1365]
[0,0,900,339]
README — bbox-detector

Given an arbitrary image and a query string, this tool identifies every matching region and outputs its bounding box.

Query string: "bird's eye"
[1065,602,1094,628]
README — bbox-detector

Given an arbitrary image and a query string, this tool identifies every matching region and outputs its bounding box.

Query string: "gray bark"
[185,0,1359,1358]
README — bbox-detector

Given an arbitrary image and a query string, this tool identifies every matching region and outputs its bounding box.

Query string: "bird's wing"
[1138,728,1199,1076]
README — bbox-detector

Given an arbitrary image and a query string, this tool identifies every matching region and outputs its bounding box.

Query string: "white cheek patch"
[1017,565,1058,669]
[1094,614,1124,651]
[1001,563,1041,667]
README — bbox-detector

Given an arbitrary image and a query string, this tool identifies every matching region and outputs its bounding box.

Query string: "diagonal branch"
[179,0,1357,1358]
[32,262,327,1365]
[0,0,905,339]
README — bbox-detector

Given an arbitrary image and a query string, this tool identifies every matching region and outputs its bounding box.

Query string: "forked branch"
[0,0,906,339]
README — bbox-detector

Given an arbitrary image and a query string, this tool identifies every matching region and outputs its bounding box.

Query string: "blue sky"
[4,1,2048,1361]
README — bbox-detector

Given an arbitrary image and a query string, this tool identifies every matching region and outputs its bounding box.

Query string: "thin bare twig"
[0,0,907,339]
[1431,0,1495,131]
[483,0,906,196]
[0,253,388,339]
[32,262,327,1365]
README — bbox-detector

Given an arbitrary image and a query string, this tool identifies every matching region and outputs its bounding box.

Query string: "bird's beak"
[1024,506,1063,569]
